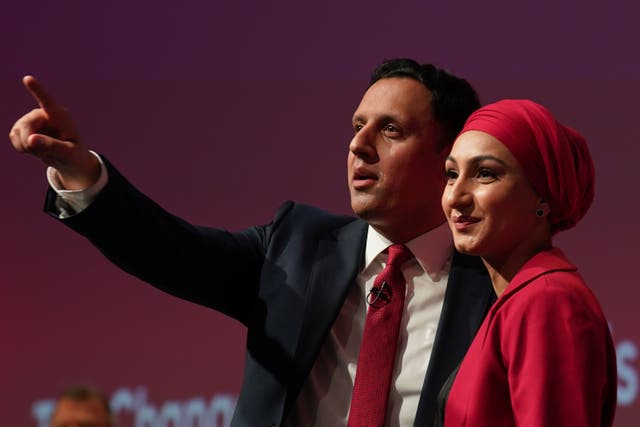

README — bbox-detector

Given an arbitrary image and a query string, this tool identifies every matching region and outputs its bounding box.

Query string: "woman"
[438,99,617,426]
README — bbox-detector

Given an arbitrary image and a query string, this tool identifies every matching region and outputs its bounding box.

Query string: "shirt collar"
[364,222,453,281]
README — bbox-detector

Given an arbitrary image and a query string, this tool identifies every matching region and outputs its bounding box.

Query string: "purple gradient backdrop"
[2,1,639,425]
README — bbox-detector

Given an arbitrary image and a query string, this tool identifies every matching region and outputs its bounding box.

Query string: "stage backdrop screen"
[2,1,639,426]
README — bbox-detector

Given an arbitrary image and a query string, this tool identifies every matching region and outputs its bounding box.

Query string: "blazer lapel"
[413,251,495,426]
[285,219,368,410]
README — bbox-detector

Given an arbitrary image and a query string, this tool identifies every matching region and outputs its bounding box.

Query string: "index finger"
[22,75,59,112]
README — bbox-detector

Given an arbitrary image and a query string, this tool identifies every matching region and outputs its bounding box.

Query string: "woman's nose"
[444,178,473,210]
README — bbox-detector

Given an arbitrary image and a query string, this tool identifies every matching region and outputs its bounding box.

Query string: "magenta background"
[2,1,639,425]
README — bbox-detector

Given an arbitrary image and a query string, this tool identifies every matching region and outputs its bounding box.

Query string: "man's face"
[50,397,111,427]
[348,77,447,242]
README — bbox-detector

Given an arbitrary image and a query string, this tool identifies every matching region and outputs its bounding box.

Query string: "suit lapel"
[284,226,495,426]
[414,251,495,426]
[286,219,368,409]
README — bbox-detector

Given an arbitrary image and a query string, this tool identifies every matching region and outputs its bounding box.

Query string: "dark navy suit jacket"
[45,160,495,427]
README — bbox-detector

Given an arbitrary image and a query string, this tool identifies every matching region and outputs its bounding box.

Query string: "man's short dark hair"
[369,58,480,149]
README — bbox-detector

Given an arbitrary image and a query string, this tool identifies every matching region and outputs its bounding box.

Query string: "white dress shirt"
[46,151,108,218]
[287,223,453,427]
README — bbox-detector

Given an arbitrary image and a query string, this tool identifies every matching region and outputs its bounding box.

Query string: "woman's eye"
[353,124,363,133]
[476,168,497,181]
[445,169,458,182]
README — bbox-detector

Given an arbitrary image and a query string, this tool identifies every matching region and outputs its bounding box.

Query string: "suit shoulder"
[500,271,607,325]
[272,201,360,232]
[516,270,596,303]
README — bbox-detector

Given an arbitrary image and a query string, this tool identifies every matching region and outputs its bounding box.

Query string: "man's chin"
[352,208,373,221]
[350,198,379,221]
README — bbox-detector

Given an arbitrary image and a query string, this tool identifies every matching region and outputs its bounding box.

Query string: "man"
[50,385,114,427]
[10,59,494,426]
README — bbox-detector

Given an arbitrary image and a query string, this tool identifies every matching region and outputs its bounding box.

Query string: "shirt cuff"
[46,151,109,218]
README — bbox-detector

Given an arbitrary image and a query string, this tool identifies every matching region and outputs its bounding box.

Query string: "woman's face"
[441,130,543,264]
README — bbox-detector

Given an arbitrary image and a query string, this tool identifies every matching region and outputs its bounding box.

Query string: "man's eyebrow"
[352,113,405,125]
[352,114,365,124]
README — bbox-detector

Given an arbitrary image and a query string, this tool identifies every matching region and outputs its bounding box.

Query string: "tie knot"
[386,244,413,267]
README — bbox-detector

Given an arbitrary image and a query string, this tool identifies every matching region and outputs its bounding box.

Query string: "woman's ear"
[535,201,551,218]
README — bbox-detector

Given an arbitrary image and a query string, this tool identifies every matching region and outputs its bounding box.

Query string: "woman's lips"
[453,215,481,230]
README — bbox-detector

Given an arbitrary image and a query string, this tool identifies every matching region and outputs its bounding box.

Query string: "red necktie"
[348,244,413,427]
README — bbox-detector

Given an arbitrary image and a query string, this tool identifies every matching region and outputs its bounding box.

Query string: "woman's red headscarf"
[460,99,594,234]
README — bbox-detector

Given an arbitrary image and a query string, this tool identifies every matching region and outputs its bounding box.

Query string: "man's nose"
[349,126,378,163]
